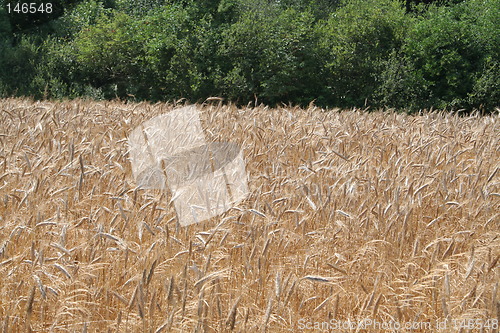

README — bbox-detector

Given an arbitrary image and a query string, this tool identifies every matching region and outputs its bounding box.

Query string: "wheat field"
[0,98,498,332]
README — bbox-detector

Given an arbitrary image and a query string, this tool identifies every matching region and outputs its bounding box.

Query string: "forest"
[0,0,498,111]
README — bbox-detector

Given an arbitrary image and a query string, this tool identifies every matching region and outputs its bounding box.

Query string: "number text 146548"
[6,3,53,14]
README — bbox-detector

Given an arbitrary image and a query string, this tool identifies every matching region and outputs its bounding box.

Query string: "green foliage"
[276,0,341,20]
[469,57,499,111]
[52,0,113,38]
[383,0,499,110]
[0,0,497,111]
[72,11,141,98]
[31,37,92,99]
[112,0,166,17]
[216,0,239,23]
[67,3,221,100]
[0,37,41,96]
[0,7,12,40]
[218,8,321,105]
[133,4,199,100]
[319,0,409,107]
[376,51,428,111]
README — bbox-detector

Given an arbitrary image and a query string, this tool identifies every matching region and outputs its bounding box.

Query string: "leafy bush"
[28,37,92,99]
[386,0,499,110]
[51,0,112,39]
[53,3,226,101]
[71,11,142,98]
[217,7,322,105]
[376,51,427,111]
[133,4,198,100]
[0,37,41,96]
[0,0,497,110]
[469,57,499,111]
[464,0,499,110]
[112,0,165,17]
[0,7,11,40]
[318,0,409,107]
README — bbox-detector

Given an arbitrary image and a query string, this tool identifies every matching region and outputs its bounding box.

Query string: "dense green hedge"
[0,0,498,111]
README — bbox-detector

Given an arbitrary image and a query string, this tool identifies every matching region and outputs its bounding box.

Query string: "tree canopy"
[0,0,498,111]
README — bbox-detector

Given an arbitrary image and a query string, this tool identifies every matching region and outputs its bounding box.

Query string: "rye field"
[0,98,498,332]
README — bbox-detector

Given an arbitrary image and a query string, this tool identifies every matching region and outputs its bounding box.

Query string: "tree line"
[0,0,498,111]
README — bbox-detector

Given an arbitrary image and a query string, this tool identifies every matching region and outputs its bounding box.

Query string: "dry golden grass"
[0,98,498,332]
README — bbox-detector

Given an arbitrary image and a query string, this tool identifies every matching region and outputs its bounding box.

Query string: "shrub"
[133,4,197,100]
[0,0,496,110]
[29,36,94,99]
[0,37,41,96]
[217,7,322,105]
[0,6,12,40]
[72,11,142,98]
[112,0,165,17]
[376,51,427,111]
[318,0,409,108]
[469,57,499,111]
[51,0,112,39]
[394,0,499,110]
